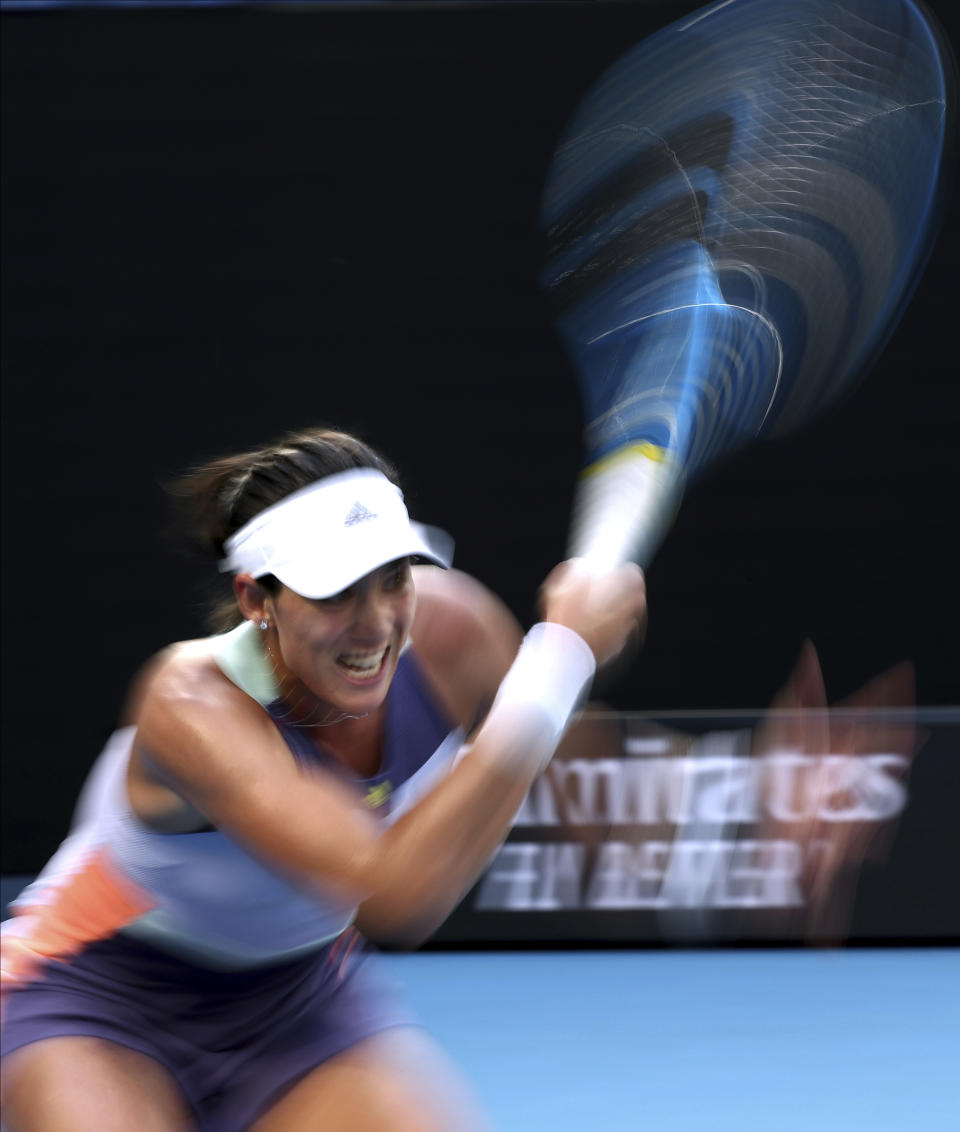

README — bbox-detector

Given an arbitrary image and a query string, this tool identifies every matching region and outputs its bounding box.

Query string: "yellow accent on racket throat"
[581,442,673,480]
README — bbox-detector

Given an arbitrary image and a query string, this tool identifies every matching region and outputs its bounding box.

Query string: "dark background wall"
[2,0,958,874]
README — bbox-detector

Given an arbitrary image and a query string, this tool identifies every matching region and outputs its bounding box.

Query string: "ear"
[234,574,271,624]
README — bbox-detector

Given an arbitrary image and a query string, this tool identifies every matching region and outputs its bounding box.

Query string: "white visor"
[219,468,453,598]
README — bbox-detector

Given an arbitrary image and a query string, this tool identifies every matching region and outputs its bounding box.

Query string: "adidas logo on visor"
[344,501,378,527]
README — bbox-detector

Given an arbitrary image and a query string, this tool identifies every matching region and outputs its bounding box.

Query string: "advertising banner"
[434,708,960,945]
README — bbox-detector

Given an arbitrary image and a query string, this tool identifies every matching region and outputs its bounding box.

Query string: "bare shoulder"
[411,567,523,730]
[117,636,280,826]
[127,637,275,779]
[412,567,521,657]
[122,637,243,724]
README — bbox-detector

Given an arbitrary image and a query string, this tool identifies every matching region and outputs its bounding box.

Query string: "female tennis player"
[0,427,646,1132]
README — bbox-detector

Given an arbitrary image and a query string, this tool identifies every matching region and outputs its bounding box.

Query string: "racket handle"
[568,443,684,571]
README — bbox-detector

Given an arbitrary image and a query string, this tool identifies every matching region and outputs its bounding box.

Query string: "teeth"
[338,646,388,675]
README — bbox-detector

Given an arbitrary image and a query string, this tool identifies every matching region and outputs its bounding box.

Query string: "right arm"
[134,562,647,942]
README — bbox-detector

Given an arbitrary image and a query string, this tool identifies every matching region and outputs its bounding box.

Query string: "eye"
[383,559,411,591]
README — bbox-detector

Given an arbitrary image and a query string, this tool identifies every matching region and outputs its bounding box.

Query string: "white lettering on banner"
[474,843,585,910]
[587,840,804,908]
[475,839,804,911]
[765,752,909,822]
[482,733,911,913]
[513,753,909,827]
[514,774,561,826]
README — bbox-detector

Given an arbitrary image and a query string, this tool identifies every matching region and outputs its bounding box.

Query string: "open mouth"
[335,644,390,683]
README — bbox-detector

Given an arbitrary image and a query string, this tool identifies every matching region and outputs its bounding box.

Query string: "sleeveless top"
[6,623,463,971]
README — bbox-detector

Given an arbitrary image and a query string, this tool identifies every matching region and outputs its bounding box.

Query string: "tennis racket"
[540,0,955,570]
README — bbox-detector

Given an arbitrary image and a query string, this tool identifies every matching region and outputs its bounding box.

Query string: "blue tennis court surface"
[384,949,959,1131]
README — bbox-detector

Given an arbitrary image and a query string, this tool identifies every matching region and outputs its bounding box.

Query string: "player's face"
[270,558,415,719]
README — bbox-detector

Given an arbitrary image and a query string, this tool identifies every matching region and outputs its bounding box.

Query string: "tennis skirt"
[1,928,413,1130]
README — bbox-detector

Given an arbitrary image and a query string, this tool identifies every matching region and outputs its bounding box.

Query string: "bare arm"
[135,562,646,943]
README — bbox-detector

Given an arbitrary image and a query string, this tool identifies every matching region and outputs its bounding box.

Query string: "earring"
[259,619,269,631]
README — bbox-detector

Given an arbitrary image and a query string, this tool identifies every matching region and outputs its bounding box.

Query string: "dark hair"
[169,426,398,630]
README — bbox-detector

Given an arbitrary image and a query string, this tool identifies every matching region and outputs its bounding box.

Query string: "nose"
[351,579,399,639]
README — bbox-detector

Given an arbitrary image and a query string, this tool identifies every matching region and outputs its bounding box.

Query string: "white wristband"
[487,622,597,774]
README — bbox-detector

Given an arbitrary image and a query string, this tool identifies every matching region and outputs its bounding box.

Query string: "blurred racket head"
[541,0,956,569]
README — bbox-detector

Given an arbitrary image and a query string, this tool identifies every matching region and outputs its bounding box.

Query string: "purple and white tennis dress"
[1,622,464,1130]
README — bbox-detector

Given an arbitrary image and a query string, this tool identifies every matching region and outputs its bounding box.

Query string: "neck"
[276,676,370,730]
[296,708,385,779]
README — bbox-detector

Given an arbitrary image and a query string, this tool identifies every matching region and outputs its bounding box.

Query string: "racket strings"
[542,0,952,512]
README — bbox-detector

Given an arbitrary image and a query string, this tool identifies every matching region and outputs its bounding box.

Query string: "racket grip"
[568,444,684,571]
